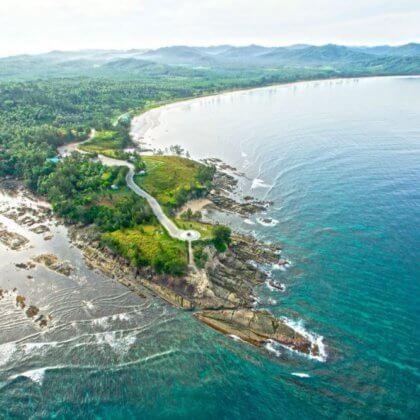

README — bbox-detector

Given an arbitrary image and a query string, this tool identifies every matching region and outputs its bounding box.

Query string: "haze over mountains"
[1,43,419,81]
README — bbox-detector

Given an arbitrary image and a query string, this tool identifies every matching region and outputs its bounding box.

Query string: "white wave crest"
[228,334,244,342]
[92,316,110,329]
[256,217,279,227]
[282,317,327,362]
[243,218,256,225]
[291,372,311,378]
[23,342,58,355]
[251,178,272,189]
[112,312,131,322]
[0,342,17,367]
[96,331,137,355]
[19,368,46,385]
[264,339,281,357]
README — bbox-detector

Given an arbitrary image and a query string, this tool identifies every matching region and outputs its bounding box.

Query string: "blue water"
[1,77,419,418]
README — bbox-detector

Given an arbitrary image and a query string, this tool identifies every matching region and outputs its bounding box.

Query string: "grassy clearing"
[102,224,188,275]
[175,219,214,240]
[134,155,207,209]
[79,130,129,158]
[89,186,131,207]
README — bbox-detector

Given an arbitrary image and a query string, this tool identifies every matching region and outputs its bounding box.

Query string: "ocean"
[1,77,419,418]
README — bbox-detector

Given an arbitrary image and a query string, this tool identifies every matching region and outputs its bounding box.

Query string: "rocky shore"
[0,288,51,328]
[0,223,29,250]
[202,158,273,216]
[32,254,74,277]
[195,309,320,356]
[66,166,317,358]
[0,163,322,360]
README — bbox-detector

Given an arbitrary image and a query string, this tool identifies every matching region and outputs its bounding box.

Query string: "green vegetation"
[2,45,416,274]
[212,225,232,252]
[103,225,188,276]
[38,154,154,231]
[79,129,130,158]
[134,156,215,210]
[175,219,214,240]
[192,242,209,269]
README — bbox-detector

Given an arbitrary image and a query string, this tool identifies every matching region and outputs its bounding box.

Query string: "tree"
[213,224,231,252]
[170,144,184,156]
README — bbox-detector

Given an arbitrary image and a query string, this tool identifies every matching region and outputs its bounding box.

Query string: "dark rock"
[195,309,319,356]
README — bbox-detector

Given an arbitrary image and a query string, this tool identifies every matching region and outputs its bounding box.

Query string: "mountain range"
[0,43,419,81]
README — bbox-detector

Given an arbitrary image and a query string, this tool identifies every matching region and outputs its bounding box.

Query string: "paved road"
[58,142,200,243]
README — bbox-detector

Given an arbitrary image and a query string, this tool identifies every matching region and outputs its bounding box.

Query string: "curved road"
[57,142,201,243]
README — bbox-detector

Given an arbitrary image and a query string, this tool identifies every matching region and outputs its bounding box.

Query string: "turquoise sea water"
[1,77,419,418]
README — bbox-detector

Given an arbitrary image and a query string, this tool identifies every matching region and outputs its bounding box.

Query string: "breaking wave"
[282,318,327,362]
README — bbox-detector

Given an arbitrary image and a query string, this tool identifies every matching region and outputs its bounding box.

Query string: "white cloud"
[0,0,419,56]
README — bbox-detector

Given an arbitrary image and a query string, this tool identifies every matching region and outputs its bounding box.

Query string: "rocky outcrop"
[67,216,322,360]
[0,223,29,250]
[32,254,74,276]
[207,193,272,216]
[0,288,51,328]
[195,309,320,357]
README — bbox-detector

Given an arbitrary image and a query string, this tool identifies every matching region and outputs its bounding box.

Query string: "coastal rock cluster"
[0,288,51,328]
[195,309,319,356]
[0,223,29,250]
[68,220,317,357]
[0,199,54,241]
[203,158,273,216]
[32,254,74,277]
[64,154,318,358]
[199,234,281,308]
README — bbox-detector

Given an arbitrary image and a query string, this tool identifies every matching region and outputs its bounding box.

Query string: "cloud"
[0,0,419,56]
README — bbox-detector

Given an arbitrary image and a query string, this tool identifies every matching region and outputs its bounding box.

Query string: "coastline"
[129,74,420,152]
[57,76,346,359]
[55,138,322,358]
[0,75,352,362]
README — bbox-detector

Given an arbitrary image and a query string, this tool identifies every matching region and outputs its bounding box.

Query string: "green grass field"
[102,224,188,275]
[175,219,214,240]
[134,155,206,209]
[79,130,128,158]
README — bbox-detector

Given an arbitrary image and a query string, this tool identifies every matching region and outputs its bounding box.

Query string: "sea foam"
[291,372,310,378]
[251,178,272,189]
[282,317,327,362]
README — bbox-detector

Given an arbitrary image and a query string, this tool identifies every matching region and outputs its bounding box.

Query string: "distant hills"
[132,43,420,67]
[0,43,419,81]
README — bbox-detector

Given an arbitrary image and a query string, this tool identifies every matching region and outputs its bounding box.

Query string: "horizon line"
[1,41,419,60]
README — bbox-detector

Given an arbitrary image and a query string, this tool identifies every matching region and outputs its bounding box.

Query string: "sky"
[0,0,419,57]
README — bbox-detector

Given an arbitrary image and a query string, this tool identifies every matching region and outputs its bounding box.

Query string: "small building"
[137,170,146,176]
[111,184,119,190]
[46,156,60,164]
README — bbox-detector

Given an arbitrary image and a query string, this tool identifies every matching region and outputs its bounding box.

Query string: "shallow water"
[1,77,420,418]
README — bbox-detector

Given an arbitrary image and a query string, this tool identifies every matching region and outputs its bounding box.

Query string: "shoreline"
[2,74,344,361]
[129,74,420,151]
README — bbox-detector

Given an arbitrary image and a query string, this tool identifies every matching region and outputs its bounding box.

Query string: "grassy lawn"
[79,130,128,158]
[175,219,214,240]
[102,224,188,275]
[134,155,206,209]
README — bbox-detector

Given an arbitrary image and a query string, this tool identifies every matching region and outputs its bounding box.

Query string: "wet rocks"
[195,309,319,356]
[16,295,26,309]
[230,233,282,266]
[26,305,40,318]
[30,224,50,234]
[1,201,53,235]
[15,261,36,270]
[207,193,271,216]
[268,280,286,292]
[32,254,74,276]
[0,223,29,250]
[0,288,52,328]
